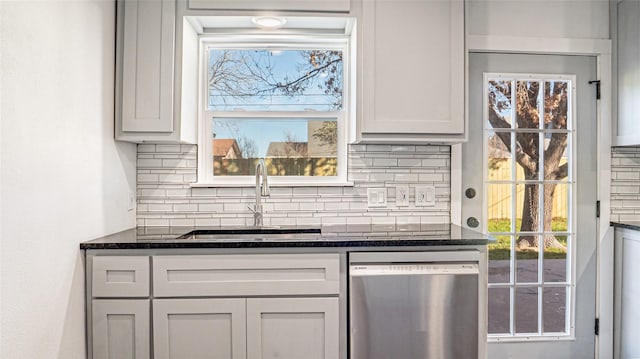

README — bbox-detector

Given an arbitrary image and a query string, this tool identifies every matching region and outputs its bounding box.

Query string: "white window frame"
[196,34,351,187]
[483,73,577,341]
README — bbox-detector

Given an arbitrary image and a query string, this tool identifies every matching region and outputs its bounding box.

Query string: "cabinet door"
[614,0,640,145]
[120,0,175,133]
[92,299,150,359]
[360,0,464,139]
[186,0,349,12]
[246,298,339,359]
[153,298,247,359]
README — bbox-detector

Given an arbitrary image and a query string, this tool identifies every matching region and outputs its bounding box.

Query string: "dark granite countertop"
[610,221,640,231]
[80,224,493,250]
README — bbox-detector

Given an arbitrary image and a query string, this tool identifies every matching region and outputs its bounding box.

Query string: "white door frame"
[451,35,612,359]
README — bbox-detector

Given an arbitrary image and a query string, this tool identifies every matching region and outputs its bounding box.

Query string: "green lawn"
[488,218,568,260]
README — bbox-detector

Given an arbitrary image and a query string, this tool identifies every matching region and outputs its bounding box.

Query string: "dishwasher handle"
[350,263,479,276]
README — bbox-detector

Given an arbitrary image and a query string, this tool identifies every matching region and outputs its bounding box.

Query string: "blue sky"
[208,49,341,157]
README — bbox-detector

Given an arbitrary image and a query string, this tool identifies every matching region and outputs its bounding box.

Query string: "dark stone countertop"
[80,224,494,250]
[610,221,640,231]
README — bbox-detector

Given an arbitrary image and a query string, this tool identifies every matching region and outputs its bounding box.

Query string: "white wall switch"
[128,191,136,211]
[367,188,387,207]
[415,186,436,206]
[396,186,410,207]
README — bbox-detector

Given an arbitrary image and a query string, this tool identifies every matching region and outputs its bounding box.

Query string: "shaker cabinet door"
[613,0,640,145]
[91,299,150,359]
[153,298,247,359]
[246,297,339,359]
[360,0,465,141]
[120,0,175,133]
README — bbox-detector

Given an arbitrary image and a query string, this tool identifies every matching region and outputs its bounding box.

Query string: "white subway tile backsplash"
[610,147,640,221]
[136,144,451,227]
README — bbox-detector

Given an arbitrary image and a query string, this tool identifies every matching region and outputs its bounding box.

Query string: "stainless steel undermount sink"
[176,227,321,241]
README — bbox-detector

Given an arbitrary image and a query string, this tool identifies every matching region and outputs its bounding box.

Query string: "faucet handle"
[247,206,256,213]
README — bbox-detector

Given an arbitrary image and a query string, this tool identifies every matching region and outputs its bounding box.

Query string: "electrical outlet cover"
[415,186,435,206]
[367,188,387,208]
[396,186,410,207]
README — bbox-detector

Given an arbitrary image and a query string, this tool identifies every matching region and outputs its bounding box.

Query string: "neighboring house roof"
[266,142,308,158]
[213,139,242,159]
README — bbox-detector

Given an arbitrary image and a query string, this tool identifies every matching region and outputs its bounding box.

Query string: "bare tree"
[208,49,343,109]
[488,80,568,250]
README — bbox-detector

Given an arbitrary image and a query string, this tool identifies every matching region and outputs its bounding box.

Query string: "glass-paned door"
[485,75,573,336]
[463,53,597,358]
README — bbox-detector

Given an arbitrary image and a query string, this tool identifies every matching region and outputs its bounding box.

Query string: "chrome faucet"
[250,159,270,227]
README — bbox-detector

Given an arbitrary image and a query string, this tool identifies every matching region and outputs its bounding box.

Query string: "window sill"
[190,181,354,188]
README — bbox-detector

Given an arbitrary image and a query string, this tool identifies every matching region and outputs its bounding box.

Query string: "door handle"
[467,217,479,228]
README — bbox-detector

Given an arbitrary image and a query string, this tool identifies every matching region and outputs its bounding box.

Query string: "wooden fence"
[487,159,568,220]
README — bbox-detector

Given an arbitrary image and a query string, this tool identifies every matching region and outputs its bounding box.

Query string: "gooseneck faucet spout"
[252,158,270,227]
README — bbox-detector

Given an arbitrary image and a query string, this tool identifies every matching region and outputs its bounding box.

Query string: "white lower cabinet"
[88,253,342,359]
[152,297,339,359]
[246,298,339,359]
[153,298,247,359]
[91,299,150,359]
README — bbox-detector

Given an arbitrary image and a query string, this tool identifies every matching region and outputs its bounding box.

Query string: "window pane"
[515,286,539,334]
[488,287,510,334]
[516,235,538,284]
[544,235,568,283]
[213,118,337,177]
[208,49,343,111]
[487,131,512,180]
[543,287,567,333]
[515,80,541,129]
[487,79,513,128]
[487,184,512,229]
[544,80,569,131]
[488,235,512,284]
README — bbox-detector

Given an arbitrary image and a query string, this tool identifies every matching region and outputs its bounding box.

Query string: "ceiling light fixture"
[251,16,287,29]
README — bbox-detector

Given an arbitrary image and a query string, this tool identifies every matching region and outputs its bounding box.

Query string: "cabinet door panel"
[361,0,464,137]
[246,298,339,359]
[153,253,340,297]
[92,256,149,298]
[92,299,150,359]
[614,0,640,145]
[187,0,349,12]
[121,0,175,132]
[153,298,247,359]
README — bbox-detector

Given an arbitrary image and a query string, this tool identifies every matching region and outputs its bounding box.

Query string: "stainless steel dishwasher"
[349,251,480,359]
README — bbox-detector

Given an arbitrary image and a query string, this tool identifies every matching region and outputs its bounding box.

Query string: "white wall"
[467,0,610,40]
[0,1,137,358]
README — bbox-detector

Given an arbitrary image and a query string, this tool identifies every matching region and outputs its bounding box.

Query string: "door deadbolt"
[466,217,479,228]
[465,188,476,199]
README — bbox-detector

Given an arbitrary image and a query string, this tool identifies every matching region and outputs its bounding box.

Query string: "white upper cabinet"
[186,0,350,12]
[359,0,465,142]
[613,0,640,146]
[116,0,197,143]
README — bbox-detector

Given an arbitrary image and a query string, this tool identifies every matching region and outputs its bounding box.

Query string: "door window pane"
[488,288,510,334]
[515,287,538,334]
[543,287,568,333]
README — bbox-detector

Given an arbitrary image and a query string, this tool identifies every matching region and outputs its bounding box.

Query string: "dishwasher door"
[350,262,479,359]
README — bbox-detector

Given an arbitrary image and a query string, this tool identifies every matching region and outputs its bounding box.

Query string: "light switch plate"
[367,188,387,208]
[396,186,410,207]
[415,186,435,206]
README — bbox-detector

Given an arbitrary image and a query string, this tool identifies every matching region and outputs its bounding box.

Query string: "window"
[484,73,575,338]
[197,28,353,186]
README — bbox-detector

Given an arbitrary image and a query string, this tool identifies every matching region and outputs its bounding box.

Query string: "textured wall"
[137,144,452,229]
[611,147,640,222]
[1,1,136,358]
